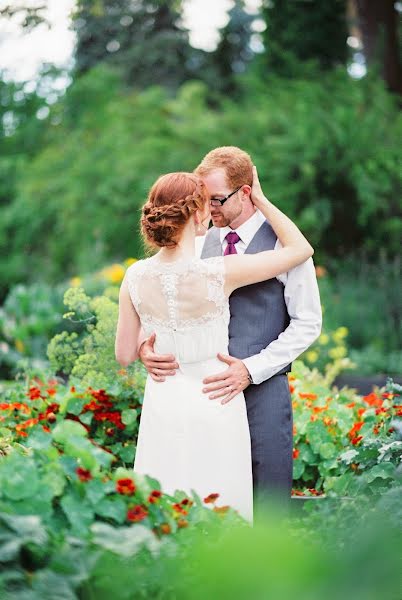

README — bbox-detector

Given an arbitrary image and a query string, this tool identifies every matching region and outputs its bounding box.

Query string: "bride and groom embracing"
[115,146,322,522]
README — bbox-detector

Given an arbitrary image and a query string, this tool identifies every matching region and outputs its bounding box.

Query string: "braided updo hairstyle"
[141,172,209,248]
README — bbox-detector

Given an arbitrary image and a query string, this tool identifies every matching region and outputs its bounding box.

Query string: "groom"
[139,146,322,510]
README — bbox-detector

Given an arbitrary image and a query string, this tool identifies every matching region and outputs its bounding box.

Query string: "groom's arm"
[242,254,322,385]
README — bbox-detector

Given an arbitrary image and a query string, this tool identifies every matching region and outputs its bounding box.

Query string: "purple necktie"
[224,231,240,255]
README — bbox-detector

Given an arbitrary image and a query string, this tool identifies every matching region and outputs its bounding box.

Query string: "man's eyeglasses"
[210,186,242,207]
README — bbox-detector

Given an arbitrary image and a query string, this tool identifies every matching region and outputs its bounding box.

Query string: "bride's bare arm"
[115,276,141,366]
[224,166,313,294]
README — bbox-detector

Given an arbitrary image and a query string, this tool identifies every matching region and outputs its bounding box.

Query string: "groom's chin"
[211,215,226,228]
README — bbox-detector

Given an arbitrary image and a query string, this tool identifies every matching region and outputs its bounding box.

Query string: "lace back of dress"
[126,256,227,331]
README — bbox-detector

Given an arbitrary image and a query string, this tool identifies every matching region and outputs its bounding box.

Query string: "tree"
[211,0,256,95]
[71,0,194,90]
[353,0,402,95]
[260,0,349,76]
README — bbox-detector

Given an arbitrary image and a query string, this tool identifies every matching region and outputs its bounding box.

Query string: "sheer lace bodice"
[126,255,230,364]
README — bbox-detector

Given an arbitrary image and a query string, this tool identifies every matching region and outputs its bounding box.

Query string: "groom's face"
[201,169,243,228]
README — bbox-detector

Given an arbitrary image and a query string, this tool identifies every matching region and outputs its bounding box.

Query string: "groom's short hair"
[194,146,253,189]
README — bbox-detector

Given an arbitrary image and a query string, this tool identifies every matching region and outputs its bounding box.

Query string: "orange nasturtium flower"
[204,493,220,504]
[299,393,318,401]
[127,505,148,522]
[76,467,92,482]
[116,478,136,495]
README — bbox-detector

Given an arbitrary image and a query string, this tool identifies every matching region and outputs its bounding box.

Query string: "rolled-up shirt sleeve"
[242,252,322,385]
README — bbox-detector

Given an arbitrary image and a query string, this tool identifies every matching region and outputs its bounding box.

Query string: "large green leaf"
[53,420,88,444]
[0,455,39,501]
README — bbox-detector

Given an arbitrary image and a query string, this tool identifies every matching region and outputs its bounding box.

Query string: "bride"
[115,167,313,522]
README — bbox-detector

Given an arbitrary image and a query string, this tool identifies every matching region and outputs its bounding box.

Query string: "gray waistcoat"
[201,221,291,375]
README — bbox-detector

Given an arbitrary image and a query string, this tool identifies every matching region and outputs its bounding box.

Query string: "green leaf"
[85,478,107,505]
[0,455,39,501]
[60,491,94,536]
[95,495,127,523]
[53,420,88,444]
[293,458,305,480]
[65,397,86,416]
[319,442,336,459]
[90,522,158,557]
[121,408,138,426]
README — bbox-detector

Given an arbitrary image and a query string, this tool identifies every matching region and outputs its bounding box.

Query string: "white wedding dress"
[126,254,253,522]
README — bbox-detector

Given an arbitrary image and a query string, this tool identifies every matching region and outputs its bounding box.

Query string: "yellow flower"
[333,327,348,343]
[15,339,25,353]
[306,350,318,363]
[124,258,137,267]
[318,333,329,346]
[70,276,82,287]
[329,346,347,359]
[102,264,125,284]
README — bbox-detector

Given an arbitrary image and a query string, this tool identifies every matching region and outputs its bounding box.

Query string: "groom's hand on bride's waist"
[138,333,178,382]
[202,353,251,405]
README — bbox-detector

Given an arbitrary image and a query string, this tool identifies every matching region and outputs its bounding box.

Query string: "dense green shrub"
[1,66,400,290]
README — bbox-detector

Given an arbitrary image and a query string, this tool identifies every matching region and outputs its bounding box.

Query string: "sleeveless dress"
[125,255,253,522]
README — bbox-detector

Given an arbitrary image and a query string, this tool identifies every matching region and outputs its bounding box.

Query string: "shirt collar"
[219,208,266,246]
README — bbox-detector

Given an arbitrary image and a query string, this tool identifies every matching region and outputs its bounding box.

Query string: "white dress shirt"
[196,209,322,385]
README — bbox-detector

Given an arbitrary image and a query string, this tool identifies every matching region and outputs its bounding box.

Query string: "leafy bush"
[1,66,400,289]
[290,364,401,494]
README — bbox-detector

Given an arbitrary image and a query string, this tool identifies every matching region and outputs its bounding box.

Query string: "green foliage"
[211,0,257,95]
[0,282,65,378]
[290,362,401,493]
[317,254,402,356]
[47,286,123,388]
[260,0,349,76]
[1,66,400,292]
[72,0,195,90]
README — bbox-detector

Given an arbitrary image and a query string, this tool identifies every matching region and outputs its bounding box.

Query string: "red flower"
[116,478,136,495]
[46,387,57,397]
[213,505,230,514]
[352,435,363,445]
[293,448,300,459]
[177,518,189,528]
[375,407,388,416]
[172,502,188,515]
[203,493,219,504]
[83,400,102,412]
[93,411,125,429]
[127,505,148,522]
[299,393,318,400]
[313,405,328,413]
[70,386,76,393]
[160,523,171,534]
[89,388,111,403]
[349,421,364,437]
[76,467,92,482]
[363,393,383,408]
[42,425,51,433]
[15,417,39,431]
[148,490,162,503]
[357,407,366,418]
[27,386,42,400]
[346,402,355,409]
[180,498,193,507]
[289,384,295,394]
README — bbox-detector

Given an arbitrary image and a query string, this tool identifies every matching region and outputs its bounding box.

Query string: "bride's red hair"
[141,172,209,248]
